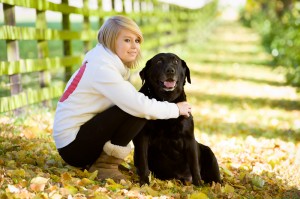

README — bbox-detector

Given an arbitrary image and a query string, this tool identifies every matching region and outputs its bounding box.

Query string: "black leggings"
[58,106,147,168]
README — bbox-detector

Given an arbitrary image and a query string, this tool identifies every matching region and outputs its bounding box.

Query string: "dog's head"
[140,53,191,102]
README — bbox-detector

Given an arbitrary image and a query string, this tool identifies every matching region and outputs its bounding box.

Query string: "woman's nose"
[131,40,140,49]
[131,41,137,48]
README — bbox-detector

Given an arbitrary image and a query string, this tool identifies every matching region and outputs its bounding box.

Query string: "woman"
[53,15,192,181]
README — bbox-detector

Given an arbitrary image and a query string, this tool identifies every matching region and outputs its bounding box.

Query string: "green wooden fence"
[0,0,217,113]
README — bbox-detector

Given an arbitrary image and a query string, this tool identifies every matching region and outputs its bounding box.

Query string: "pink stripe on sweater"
[59,62,87,102]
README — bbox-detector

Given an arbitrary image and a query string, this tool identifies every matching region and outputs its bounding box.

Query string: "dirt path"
[184,19,300,197]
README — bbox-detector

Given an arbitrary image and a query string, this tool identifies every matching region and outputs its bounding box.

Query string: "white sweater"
[53,44,179,148]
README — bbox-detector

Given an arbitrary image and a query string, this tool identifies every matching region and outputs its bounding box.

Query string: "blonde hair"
[98,15,144,68]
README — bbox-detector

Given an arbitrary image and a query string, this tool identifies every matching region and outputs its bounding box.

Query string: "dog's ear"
[139,59,152,84]
[181,59,191,84]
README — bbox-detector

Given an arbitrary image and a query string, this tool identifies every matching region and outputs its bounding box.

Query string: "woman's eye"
[135,39,140,43]
[125,39,130,42]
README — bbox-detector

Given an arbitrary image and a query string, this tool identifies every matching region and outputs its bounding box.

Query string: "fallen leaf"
[223,183,235,194]
[30,176,49,192]
[190,192,209,199]
[251,176,265,188]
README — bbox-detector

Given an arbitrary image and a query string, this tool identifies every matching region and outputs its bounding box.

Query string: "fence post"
[111,0,115,10]
[83,0,92,53]
[36,9,51,106]
[97,0,104,28]
[131,0,134,11]
[61,0,72,82]
[136,0,143,25]
[3,3,22,114]
[121,0,125,13]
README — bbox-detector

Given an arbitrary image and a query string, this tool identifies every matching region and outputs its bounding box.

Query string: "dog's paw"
[139,176,150,186]
[193,178,204,186]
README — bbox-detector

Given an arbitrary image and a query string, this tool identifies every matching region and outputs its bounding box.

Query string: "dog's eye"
[157,60,162,64]
[173,59,178,64]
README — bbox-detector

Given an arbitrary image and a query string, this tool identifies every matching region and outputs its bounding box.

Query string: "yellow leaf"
[64,185,78,195]
[105,178,124,191]
[7,169,26,178]
[78,178,94,186]
[238,171,247,181]
[61,172,72,183]
[30,176,49,192]
[190,192,209,199]
[22,126,40,139]
[223,183,235,194]
[222,166,234,176]
[166,180,174,188]
[90,192,111,199]
[232,184,246,189]
[141,186,159,196]
[251,176,265,188]
[31,176,49,184]
[88,170,98,180]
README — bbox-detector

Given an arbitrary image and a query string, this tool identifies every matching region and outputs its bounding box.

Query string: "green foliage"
[240,0,300,88]
[0,1,220,113]
[1,19,300,198]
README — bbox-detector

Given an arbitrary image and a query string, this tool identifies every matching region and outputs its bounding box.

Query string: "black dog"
[133,53,221,186]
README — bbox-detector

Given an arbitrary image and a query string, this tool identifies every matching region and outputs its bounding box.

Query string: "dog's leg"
[133,132,151,185]
[187,139,203,186]
[198,143,221,184]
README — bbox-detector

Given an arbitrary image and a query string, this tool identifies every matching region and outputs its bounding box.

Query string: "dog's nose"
[166,66,175,74]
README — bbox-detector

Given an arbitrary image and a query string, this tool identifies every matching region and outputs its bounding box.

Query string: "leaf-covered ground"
[1,19,300,198]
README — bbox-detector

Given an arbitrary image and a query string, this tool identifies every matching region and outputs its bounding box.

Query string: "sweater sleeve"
[91,66,180,120]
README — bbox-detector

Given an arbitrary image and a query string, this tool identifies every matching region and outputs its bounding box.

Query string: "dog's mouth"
[161,79,177,91]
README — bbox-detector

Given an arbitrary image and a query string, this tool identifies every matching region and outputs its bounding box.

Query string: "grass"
[0,19,300,198]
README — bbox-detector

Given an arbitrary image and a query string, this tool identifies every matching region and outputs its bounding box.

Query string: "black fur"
[133,53,221,186]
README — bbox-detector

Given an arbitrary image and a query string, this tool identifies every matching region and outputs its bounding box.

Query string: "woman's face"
[115,29,141,66]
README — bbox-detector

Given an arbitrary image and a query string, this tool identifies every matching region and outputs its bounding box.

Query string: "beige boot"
[89,141,131,181]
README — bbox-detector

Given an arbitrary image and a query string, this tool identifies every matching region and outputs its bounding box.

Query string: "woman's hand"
[176,102,192,118]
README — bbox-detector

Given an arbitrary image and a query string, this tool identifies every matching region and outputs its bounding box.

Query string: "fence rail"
[0,0,217,113]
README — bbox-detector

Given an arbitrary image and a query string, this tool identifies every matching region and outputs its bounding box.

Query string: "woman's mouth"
[128,52,137,56]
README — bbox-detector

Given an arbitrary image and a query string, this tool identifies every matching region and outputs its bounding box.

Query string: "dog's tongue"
[164,81,176,88]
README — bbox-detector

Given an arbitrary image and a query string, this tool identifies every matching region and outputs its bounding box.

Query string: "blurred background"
[0,1,299,198]
[0,0,299,113]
